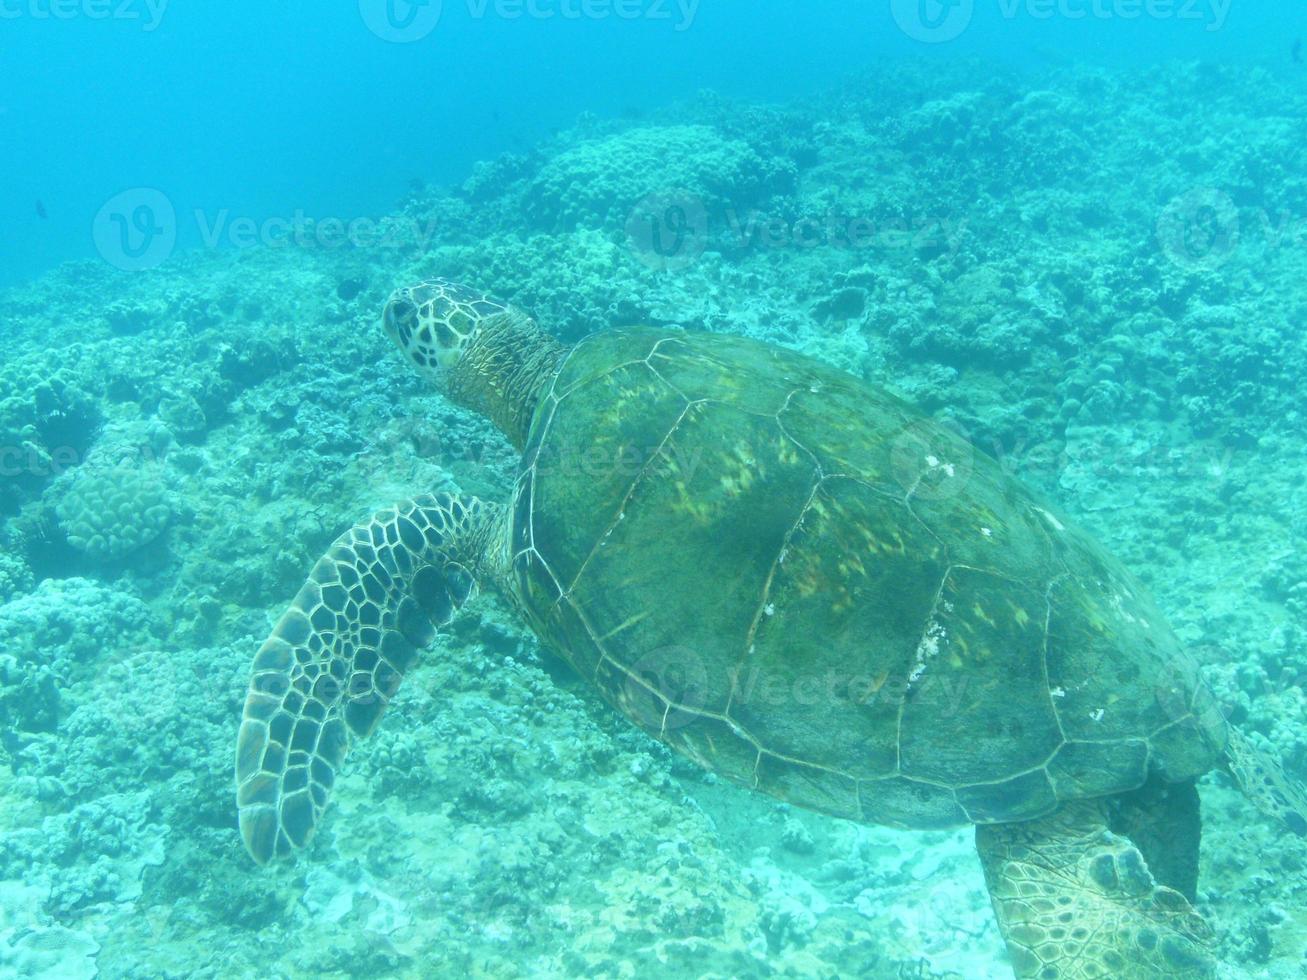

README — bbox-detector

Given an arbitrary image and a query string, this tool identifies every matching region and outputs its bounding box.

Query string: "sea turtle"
[236,279,1307,978]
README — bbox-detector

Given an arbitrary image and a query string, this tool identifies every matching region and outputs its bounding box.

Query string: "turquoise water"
[3,6,1307,978]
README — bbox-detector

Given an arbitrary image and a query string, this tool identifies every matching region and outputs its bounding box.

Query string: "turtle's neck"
[443,311,568,451]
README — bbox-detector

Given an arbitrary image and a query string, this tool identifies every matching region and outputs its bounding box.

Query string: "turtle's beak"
[382,290,419,354]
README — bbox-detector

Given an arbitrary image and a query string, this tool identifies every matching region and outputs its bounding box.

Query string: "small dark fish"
[1293,38,1303,64]
[35,200,47,219]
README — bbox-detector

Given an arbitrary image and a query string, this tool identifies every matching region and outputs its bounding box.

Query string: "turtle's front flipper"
[1224,726,1307,837]
[235,492,502,864]
[976,800,1217,979]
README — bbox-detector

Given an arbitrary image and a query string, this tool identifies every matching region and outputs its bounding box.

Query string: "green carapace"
[236,280,1307,979]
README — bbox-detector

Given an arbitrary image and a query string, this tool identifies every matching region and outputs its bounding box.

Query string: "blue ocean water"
[0,1,1296,289]
[3,4,1307,979]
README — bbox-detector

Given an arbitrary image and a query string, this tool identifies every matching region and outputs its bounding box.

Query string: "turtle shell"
[505,328,1227,828]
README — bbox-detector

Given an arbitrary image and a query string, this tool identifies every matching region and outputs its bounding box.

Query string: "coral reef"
[523,124,794,233]
[0,552,32,605]
[0,365,102,519]
[0,577,156,735]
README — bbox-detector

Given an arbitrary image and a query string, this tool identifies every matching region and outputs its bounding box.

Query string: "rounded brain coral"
[55,460,172,561]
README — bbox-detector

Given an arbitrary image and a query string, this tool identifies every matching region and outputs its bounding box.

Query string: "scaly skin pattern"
[234,493,492,864]
[976,800,1217,979]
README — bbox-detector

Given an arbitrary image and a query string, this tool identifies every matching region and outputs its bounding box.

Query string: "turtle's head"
[383,278,510,384]
[382,279,567,450]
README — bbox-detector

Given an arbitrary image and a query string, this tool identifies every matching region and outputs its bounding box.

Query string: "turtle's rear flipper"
[234,493,498,865]
[976,800,1217,979]
[1224,726,1307,837]
[1108,777,1201,902]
